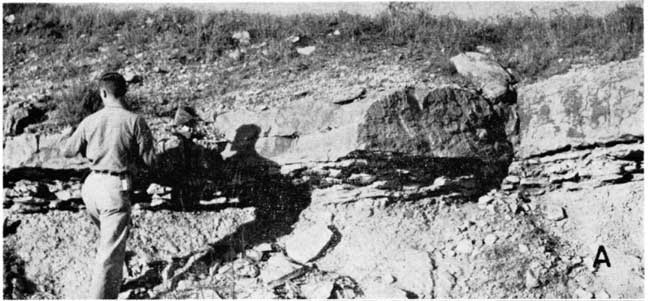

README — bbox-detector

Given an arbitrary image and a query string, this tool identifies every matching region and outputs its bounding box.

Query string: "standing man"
[62,72,155,299]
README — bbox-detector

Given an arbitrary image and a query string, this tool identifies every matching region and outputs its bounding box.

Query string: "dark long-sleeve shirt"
[62,105,155,173]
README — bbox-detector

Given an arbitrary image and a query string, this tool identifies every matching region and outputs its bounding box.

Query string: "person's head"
[98,72,127,105]
[231,124,261,152]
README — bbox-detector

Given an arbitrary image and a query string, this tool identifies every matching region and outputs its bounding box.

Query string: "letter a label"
[593,245,611,268]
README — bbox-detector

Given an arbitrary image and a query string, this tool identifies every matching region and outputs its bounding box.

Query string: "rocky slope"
[3,52,643,299]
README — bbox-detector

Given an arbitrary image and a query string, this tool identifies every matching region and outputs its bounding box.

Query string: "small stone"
[573,288,594,299]
[501,184,516,191]
[5,14,15,24]
[146,183,165,195]
[478,195,494,205]
[484,233,498,246]
[545,205,566,221]
[54,190,72,201]
[348,173,376,186]
[12,196,47,206]
[503,175,520,184]
[48,200,63,209]
[328,169,342,178]
[300,281,334,299]
[254,242,273,253]
[519,244,529,253]
[118,289,132,299]
[296,46,316,56]
[280,164,307,175]
[232,30,251,46]
[455,239,473,254]
[524,270,540,288]
[570,256,583,265]
[245,249,263,262]
[199,197,227,206]
[150,197,167,207]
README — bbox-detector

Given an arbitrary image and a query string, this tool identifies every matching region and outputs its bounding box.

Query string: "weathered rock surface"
[3,132,87,170]
[516,56,642,158]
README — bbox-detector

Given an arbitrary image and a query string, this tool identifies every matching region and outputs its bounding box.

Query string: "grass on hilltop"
[3,2,642,81]
[2,3,643,127]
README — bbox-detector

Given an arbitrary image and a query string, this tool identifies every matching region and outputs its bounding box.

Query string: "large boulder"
[450,52,515,101]
[516,56,643,158]
[213,85,515,174]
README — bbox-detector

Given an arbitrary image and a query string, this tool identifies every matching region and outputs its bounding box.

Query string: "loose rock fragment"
[524,270,540,288]
[284,224,334,264]
[455,239,473,254]
[545,205,566,221]
[296,46,316,56]
[484,233,498,246]
[347,173,377,186]
[259,254,303,285]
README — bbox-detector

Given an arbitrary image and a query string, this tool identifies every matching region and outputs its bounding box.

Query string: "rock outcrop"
[516,56,642,159]
[213,84,516,192]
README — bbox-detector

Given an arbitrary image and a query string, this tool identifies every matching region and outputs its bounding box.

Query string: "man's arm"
[61,123,86,158]
[134,116,156,168]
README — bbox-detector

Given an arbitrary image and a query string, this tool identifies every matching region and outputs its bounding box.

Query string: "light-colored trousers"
[81,173,132,299]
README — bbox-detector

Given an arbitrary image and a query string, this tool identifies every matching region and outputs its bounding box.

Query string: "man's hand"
[61,126,75,137]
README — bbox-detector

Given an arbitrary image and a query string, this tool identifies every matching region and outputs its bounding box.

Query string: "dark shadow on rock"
[144,132,227,211]
[3,247,38,299]
[342,150,511,201]
[3,167,89,185]
[121,124,312,295]
[207,124,312,253]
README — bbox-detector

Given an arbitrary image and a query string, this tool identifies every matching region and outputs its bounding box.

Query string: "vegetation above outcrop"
[4,2,642,80]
